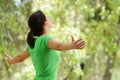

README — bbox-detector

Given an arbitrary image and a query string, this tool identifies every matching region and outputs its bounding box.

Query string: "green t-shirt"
[27,35,60,80]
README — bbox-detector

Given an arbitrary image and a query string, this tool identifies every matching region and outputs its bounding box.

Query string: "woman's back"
[27,35,60,80]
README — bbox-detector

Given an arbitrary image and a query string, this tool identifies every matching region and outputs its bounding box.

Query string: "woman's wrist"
[69,43,75,50]
[8,59,14,65]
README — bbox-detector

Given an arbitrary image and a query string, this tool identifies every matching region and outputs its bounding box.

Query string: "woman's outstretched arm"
[48,36,85,51]
[5,50,30,65]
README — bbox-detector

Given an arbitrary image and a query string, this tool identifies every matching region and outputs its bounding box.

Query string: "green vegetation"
[0,0,120,80]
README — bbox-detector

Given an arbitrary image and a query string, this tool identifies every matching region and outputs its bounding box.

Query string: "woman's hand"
[5,54,13,65]
[4,50,30,65]
[71,36,85,49]
[48,36,85,51]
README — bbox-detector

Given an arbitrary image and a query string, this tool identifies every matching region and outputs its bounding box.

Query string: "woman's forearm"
[48,38,85,51]
[6,50,30,65]
[56,43,73,51]
[10,54,24,64]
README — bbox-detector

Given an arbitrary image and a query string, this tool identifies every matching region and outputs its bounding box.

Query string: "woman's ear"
[44,21,48,27]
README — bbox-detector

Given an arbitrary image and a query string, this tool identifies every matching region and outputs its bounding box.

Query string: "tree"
[0,0,120,80]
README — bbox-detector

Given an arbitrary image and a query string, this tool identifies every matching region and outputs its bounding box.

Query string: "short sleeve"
[44,36,52,48]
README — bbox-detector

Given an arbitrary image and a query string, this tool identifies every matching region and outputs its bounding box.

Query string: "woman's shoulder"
[35,35,52,48]
[36,35,52,41]
[37,35,50,39]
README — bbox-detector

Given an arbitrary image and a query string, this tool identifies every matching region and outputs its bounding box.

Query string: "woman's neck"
[42,32,49,36]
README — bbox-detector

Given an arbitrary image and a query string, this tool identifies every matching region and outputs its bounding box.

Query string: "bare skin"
[5,16,85,65]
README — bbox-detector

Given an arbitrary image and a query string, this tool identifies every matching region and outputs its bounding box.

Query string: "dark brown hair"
[27,10,46,48]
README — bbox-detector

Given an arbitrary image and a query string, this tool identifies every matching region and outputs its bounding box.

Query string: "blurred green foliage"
[0,0,120,80]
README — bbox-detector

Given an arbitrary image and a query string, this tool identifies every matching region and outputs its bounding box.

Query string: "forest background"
[0,0,120,80]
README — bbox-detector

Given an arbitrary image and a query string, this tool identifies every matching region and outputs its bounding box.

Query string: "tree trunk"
[94,53,99,80]
[103,16,120,80]
[103,54,115,80]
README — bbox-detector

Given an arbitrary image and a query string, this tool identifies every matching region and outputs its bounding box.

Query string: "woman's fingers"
[4,54,13,63]
[71,35,75,42]
[78,45,85,49]
[4,54,13,65]
[77,41,85,47]
[74,39,82,44]
[73,39,85,49]
[4,54,12,59]
[71,37,85,49]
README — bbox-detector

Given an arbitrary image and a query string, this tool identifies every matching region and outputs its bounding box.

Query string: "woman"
[6,10,85,80]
